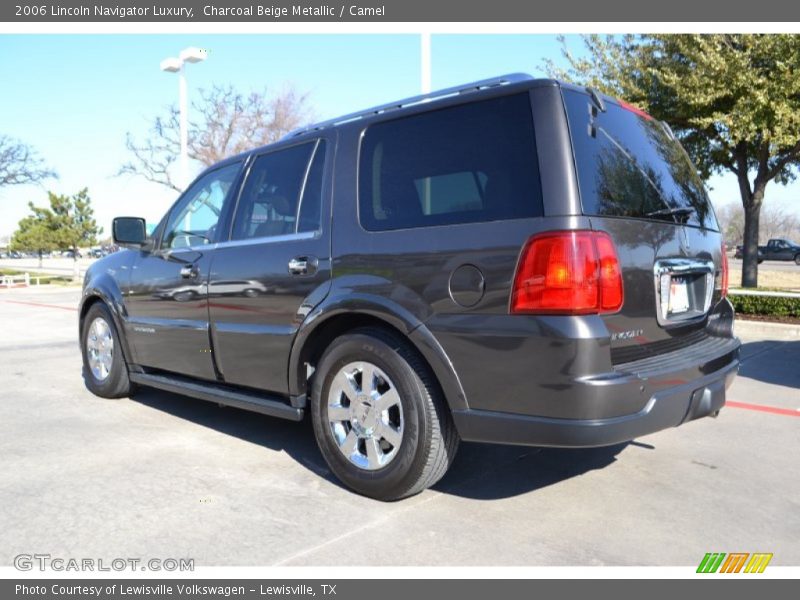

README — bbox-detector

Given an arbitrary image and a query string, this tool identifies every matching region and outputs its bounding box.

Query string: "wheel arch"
[79,275,135,365]
[288,299,469,413]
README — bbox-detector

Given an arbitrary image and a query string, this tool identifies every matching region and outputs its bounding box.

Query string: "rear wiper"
[645,206,695,221]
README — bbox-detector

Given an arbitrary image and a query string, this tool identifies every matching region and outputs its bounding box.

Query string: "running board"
[129,372,304,421]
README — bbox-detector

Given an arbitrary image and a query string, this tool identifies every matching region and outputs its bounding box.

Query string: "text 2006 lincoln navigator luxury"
[80,74,740,500]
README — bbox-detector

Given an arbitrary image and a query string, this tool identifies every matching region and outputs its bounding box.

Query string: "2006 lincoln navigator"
[80,74,740,500]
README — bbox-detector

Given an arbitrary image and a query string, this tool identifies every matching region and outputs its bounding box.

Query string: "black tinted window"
[564,89,715,229]
[359,93,543,231]
[232,141,323,240]
[298,141,326,233]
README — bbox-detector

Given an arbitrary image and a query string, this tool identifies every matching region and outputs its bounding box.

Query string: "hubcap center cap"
[352,394,377,435]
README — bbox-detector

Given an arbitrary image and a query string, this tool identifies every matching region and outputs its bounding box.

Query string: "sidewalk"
[735,318,800,340]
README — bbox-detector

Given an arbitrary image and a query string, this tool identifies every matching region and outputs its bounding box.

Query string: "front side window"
[161,162,241,249]
[231,140,326,241]
[359,93,543,231]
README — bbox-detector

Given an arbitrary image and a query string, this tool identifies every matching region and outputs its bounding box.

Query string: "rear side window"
[563,89,716,229]
[359,93,543,231]
[231,140,326,240]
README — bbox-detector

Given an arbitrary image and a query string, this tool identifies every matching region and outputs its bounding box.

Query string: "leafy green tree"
[49,188,102,261]
[10,189,102,278]
[10,205,59,267]
[548,34,800,287]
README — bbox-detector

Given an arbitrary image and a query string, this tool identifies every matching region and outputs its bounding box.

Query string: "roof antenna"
[586,87,606,113]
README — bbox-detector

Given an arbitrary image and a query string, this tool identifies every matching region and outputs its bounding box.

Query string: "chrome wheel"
[327,361,404,471]
[86,317,114,381]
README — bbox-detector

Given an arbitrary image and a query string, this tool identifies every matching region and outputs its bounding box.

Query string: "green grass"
[0,269,77,286]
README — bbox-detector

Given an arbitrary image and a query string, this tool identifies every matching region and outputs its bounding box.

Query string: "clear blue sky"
[0,33,796,240]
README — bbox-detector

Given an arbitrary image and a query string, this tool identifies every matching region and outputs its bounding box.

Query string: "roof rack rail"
[283,72,535,139]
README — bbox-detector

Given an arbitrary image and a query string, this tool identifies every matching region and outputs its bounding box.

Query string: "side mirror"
[112,217,147,247]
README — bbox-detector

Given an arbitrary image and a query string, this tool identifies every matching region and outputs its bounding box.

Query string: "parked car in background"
[759,239,800,264]
[79,74,740,500]
[734,245,763,262]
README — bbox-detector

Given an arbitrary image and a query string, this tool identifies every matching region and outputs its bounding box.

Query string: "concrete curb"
[735,318,800,340]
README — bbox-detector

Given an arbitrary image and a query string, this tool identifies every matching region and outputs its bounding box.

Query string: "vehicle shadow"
[129,386,334,477]
[739,340,800,389]
[130,386,632,501]
[433,441,630,500]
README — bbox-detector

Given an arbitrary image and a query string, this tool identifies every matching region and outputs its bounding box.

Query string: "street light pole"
[420,33,432,212]
[160,47,208,191]
[421,32,431,94]
[178,61,188,191]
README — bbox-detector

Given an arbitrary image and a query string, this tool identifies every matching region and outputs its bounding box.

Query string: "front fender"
[79,256,136,365]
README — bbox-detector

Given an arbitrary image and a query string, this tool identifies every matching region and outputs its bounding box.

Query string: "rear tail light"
[510,230,624,315]
[719,242,729,298]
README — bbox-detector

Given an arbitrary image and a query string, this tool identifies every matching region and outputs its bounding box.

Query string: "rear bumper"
[452,345,739,448]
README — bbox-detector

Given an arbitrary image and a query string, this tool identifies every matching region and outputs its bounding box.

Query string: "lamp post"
[421,33,431,94]
[160,47,208,190]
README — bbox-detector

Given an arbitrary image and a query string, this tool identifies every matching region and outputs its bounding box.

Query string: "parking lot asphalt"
[0,287,798,567]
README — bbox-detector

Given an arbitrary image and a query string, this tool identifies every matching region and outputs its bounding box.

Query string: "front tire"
[81,302,134,399]
[310,327,459,501]
[794,254,800,266]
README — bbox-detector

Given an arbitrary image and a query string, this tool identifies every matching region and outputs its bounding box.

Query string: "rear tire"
[310,327,459,501]
[794,254,800,266]
[81,302,135,399]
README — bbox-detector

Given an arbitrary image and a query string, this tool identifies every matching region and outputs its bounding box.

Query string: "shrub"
[729,293,800,317]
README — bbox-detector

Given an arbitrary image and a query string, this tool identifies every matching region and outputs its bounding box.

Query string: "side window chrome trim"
[164,230,318,253]
[214,230,318,250]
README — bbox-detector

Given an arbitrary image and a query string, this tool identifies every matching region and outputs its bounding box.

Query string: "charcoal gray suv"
[80,74,740,500]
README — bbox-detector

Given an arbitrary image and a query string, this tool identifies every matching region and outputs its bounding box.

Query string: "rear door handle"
[288,256,317,276]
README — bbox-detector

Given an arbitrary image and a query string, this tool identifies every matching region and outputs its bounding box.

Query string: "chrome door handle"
[288,256,317,276]
[288,257,308,275]
[180,265,197,279]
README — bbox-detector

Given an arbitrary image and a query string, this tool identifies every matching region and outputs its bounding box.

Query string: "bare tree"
[715,203,745,246]
[119,84,313,191]
[0,135,57,187]
[759,204,800,243]
[714,202,800,246]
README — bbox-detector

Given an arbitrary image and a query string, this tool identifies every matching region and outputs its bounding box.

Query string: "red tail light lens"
[511,231,624,315]
[720,242,729,298]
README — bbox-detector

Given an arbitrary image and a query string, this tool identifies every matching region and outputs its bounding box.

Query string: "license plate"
[669,277,690,314]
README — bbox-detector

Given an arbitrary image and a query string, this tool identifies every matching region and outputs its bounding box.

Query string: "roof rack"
[283,72,535,139]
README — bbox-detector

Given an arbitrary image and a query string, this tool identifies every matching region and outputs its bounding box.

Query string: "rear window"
[359,93,543,231]
[563,89,716,229]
